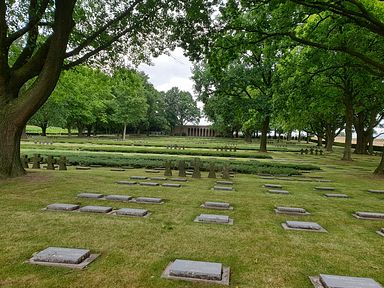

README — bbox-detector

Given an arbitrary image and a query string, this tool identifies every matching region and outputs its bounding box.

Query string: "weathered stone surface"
[104,195,132,202]
[135,197,162,204]
[268,189,289,194]
[368,189,384,194]
[208,163,216,179]
[32,247,90,264]
[324,193,349,198]
[171,178,187,182]
[169,259,222,281]
[79,206,113,213]
[204,202,231,209]
[319,274,383,288]
[164,160,173,177]
[110,168,125,172]
[139,182,160,186]
[130,176,147,180]
[216,181,233,185]
[178,160,186,177]
[89,164,103,168]
[213,186,234,191]
[162,183,181,188]
[46,203,80,211]
[221,164,230,179]
[77,193,104,199]
[355,212,384,219]
[76,166,91,170]
[116,180,137,185]
[286,221,322,230]
[196,214,230,224]
[276,207,307,214]
[264,184,282,188]
[315,187,335,191]
[145,169,160,173]
[192,158,202,178]
[115,208,148,217]
[150,177,167,180]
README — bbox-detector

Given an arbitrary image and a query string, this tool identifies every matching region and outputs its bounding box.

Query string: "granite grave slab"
[139,182,159,186]
[28,247,99,269]
[213,186,234,191]
[104,195,132,202]
[46,203,80,211]
[377,227,384,237]
[354,211,384,220]
[368,189,384,194]
[110,168,125,172]
[145,169,160,173]
[324,193,349,198]
[216,181,234,185]
[202,202,232,210]
[315,187,335,191]
[194,214,233,225]
[264,184,282,188]
[171,178,187,182]
[77,193,104,199]
[268,189,289,195]
[275,206,309,215]
[134,197,163,204]
[309,274,383,288]
[115,208,149,217]
[79,206,113,213]
[162,183,181,188]
[150,177,167,180]
[130,176,147,180]
[116,180,137,185]
[162,259,230,285]
[282,221,326,232]
[76,166,91,170]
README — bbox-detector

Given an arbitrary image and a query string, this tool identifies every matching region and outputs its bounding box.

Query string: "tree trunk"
[368,132,374,154]
[317,136,323,147]
[342,94,353,161]
[374,149,384,175]
[67,127,72,137]
[86,125,92,137]
[0,114,26,178]
[123,123,127,140]
[354,122,368,154]
[298,130,301,142]
[287,131,292,141]
[77,125,84,137]
[259,116,270,152]
[41,122,48,136]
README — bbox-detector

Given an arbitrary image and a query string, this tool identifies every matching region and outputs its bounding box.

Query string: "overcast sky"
[138,48,209,125]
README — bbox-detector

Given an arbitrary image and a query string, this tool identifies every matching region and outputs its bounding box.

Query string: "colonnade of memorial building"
[172,125,216,137]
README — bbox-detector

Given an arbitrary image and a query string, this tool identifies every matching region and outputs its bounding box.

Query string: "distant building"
[172,125,216,137]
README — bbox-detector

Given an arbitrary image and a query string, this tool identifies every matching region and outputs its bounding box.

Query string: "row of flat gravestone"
[215,145,237,152]
[21,154,67,170]
[27,247,384,287]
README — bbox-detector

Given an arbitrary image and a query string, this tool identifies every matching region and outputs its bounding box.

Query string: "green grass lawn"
[1,137,384,287]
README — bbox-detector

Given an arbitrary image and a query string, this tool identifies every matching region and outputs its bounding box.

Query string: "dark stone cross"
[58,156,67,170]
[178,160,186,177]
[46,155,56,170]
[164,160,172,176]
[222,164,230,179]
[32,154,43,169]
[208,163,216,178]
[192,158,201,178]
[21,155,29,169]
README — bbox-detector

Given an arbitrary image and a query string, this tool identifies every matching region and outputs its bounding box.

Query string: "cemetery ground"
[0,137,383,287]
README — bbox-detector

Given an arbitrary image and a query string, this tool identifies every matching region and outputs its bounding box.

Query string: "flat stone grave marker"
[77,193,104,199]
[130,176,147,180]
[268,189,289,195]
[324,193,349,198]
[202,202,232,210]
[315,187,335,191]
[186,171,193,175]
[89,165,102,168]
[154,167,165,170]
[264,184,282,188]
[275,206,309,215]
[194,213,233,225]
[46,203,80,211]
[116,180,137,185]
[368,189,384,194]
[213,186,234,191]
[139,182,159,186]
[134,197,163,204]
[145,169,160,173]
[76,166,91,170]
[309,274,383,288]
[171,178,187,182]
[260,176,275,180]
[104,195,132,202]
[282,221,326,232]
[162,259,230,285]
[354,211,384,220]
[28,247,99,269]
[216,181,233,185]
[162,183,181,188]
[110,168,125,172]
[115,208,149,217]
[150,177,167,180]
[377,228,384,237]
[79,206,113,213]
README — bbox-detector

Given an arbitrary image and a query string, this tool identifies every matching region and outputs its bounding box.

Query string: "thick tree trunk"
[317,136,323,147]
[298,130,301,142]
[368,133,374,154]
[41,122,48,136]
[354,123,368,154]
[259,116,270,152]
[374,149,384,175]
[86,125,92,137]
[67,127,72,137]
[342,94,353,161]
[0,114,26,177]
